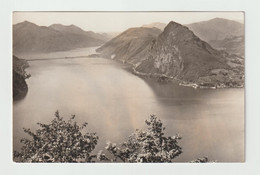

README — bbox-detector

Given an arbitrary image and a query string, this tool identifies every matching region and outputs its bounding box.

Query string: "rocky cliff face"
[13,55,29,76]
[135,21,229,81]
[138,21,244,87]
[99,21,244,88]
[97,21,244,88]
[13,70,28,100]
[13,55,29,100]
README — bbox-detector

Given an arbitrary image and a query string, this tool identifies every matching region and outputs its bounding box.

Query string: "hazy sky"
[13,12,244,33]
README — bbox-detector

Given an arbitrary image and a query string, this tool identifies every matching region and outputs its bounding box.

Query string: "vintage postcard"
[13,12,244,163]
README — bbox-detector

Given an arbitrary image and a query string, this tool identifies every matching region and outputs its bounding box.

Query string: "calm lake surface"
[13,47,244,162]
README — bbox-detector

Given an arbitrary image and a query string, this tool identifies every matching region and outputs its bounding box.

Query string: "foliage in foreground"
[97,115,183,162]
[190,156,210,163]
[14,111,98,162]
[14,111,210,163]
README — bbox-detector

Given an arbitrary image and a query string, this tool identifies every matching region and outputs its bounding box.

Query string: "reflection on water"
[13,48,244,162]
[143,79,244,162]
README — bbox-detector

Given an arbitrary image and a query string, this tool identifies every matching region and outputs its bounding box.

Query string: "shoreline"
[25,52,244,90]
[25,55,91,61]
[131,64,244,89]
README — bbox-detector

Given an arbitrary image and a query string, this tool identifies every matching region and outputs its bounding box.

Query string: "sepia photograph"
[12,11,244,163]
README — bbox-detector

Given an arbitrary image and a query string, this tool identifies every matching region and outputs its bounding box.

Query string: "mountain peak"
[23,20,34,24]
[15,20,38,27]
[49,23,85,34]
[134,19,229,81]
[211,17,225,21]
[161,21,195,41]
[168,21,181,26]
[49,23,79,28]
[210,17,243,23]
[163,21,190,32]
[165,21,183,29]
[49,23,63,27]
[69,24,77,27]
[23,20,31,24]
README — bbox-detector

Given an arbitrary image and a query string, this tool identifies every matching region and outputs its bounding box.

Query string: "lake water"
[13,47,244,162]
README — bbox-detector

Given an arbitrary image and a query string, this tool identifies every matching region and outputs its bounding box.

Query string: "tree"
[14,112,210,163]
[190,156,210,163]
[14,111,98,162]
[97,115,183,162]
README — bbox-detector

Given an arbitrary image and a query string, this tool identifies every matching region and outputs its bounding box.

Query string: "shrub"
[97,115,182,162]
[14,112,210,163]
[190,156,210,163]
[14,111,98,162]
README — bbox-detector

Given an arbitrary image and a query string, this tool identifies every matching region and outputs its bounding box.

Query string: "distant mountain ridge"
[186,18,244,42]
[186,18,244,57]
[49,24,113,41]
[96,27,162,65]
[13,21,109,54]
[209,35,244,57]
[49,24,86,34]
[142,22,167,31]
[139,19,244,57]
